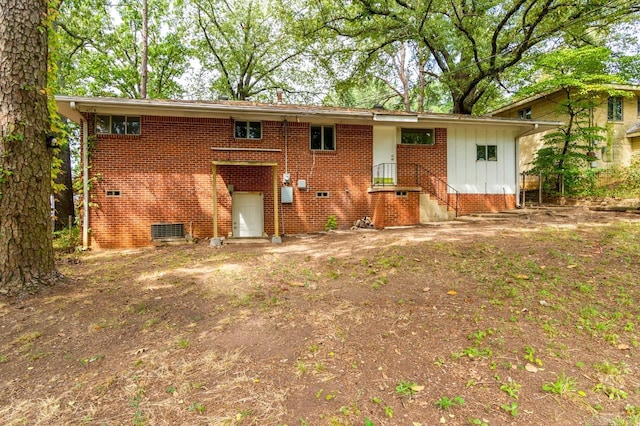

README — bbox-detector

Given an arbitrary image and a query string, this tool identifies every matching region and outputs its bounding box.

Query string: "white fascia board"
[55,96,374,124]
[373,113,418,122]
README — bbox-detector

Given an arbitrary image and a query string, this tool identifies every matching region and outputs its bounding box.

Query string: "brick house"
[56,96,556,248]
[491,84,640,175]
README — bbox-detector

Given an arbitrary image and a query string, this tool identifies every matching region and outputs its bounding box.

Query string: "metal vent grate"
[151,223,185,240]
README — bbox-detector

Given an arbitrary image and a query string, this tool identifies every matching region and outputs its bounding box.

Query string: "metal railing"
[372,163,459,216]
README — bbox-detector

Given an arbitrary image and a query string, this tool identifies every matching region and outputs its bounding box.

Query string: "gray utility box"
[281,186,293,203]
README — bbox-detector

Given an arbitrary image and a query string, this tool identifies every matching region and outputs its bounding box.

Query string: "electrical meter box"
[281,186,293,203]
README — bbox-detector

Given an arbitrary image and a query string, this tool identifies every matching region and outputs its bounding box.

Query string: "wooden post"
[521,173,526,209]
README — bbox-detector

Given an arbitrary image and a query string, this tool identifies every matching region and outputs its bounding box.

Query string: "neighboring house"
[56,96,556,248]
[491,84,640,174]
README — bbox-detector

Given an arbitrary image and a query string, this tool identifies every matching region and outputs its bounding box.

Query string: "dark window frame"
[234,121,262,139]
[95,114,141,135]
[477,145,498,161]
[400,128,435,145]
[310,125,336,151]
[517,106,532,120]
[608,96,623,121]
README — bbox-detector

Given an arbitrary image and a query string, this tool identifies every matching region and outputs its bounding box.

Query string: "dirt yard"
[1,206,640,426]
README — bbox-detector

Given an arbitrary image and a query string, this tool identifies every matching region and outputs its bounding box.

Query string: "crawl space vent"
[151,223,185,240]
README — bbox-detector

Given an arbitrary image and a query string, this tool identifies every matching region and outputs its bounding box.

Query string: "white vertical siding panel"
[447,125,518,195]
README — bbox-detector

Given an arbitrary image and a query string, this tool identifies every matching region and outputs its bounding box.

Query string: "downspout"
[72,101,90,249]
[515,123,538,208]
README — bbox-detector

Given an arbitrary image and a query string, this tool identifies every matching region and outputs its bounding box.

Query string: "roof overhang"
[55,95,560,134]
[490,84,640,116]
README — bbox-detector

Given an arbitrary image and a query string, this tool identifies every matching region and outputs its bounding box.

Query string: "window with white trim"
[310,125,335,151]
[234,121,262,139]
[477,145,497,161]
[96,115,141,135]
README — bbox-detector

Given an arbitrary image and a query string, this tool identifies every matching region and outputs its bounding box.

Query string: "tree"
[525,47,627,194]
[189,0,323,102]
[312,0,639,114]
[0,0,60,296]
[56,0,188,99]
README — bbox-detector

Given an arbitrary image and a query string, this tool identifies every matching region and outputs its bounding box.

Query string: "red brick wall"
[370,191,420,228]
[455,194,517,216]
[396,128,447,182]
[83,113,513,247]
[85,114,376,247]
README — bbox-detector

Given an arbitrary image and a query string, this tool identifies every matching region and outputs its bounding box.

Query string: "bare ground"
[1,206,640,426]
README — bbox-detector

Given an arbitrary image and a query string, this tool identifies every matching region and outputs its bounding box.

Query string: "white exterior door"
[232,192,264,238]
[373,126,397,184]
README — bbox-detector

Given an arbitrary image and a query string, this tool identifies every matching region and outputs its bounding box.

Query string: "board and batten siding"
[446,125,519,195]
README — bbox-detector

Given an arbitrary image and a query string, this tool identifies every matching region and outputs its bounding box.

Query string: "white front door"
[373,126,397,185]
[232,192,264,237]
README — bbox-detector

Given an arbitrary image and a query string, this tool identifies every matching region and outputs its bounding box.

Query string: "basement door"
[232,192,264,238]
[373,126,397,185]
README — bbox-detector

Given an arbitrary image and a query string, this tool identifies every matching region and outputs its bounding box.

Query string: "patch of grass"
[78,353,105,366]
[500,380,521,399]
[395,381,418,398]
[13,331,42,345]
[594,383,627,400]
[594,360,629,376]
[176,338,190,349]
[451,346,493,359]
[435,395,465,410]
[524,346,543,366]
[542,372,578,396]
[501,401,518,416]
[188,401,206,414]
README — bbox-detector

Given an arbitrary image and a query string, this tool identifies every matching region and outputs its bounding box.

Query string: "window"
[608,96,623,121]
[310,125,335,150]
[477,145,497,161]
[395,191,408,197]
[106,190,121,197]
[96,115,140,135]
[316,191,329,198]
[401,128,434,145]
[234,121,262,139]
[517,106,532,120]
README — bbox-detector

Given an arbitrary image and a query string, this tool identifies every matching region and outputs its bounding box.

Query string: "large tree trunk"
[0,0,59,296]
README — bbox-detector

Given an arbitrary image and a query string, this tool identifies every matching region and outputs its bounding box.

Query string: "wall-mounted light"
[46,135,59,148]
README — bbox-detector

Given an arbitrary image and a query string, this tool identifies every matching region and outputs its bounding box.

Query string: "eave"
[55,95,560,134]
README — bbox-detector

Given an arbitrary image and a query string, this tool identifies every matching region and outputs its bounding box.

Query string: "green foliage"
[500,380,521,399]
[324,215,337,232]
[542,372,578,395]
[308,0,637,114]
[395,381,417,397]
[525,47,630,195]
[435,395,465,410]
[188,401,206,414]
[55,0,188,99]
[189,0,321,102]
[501,401,519,416]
